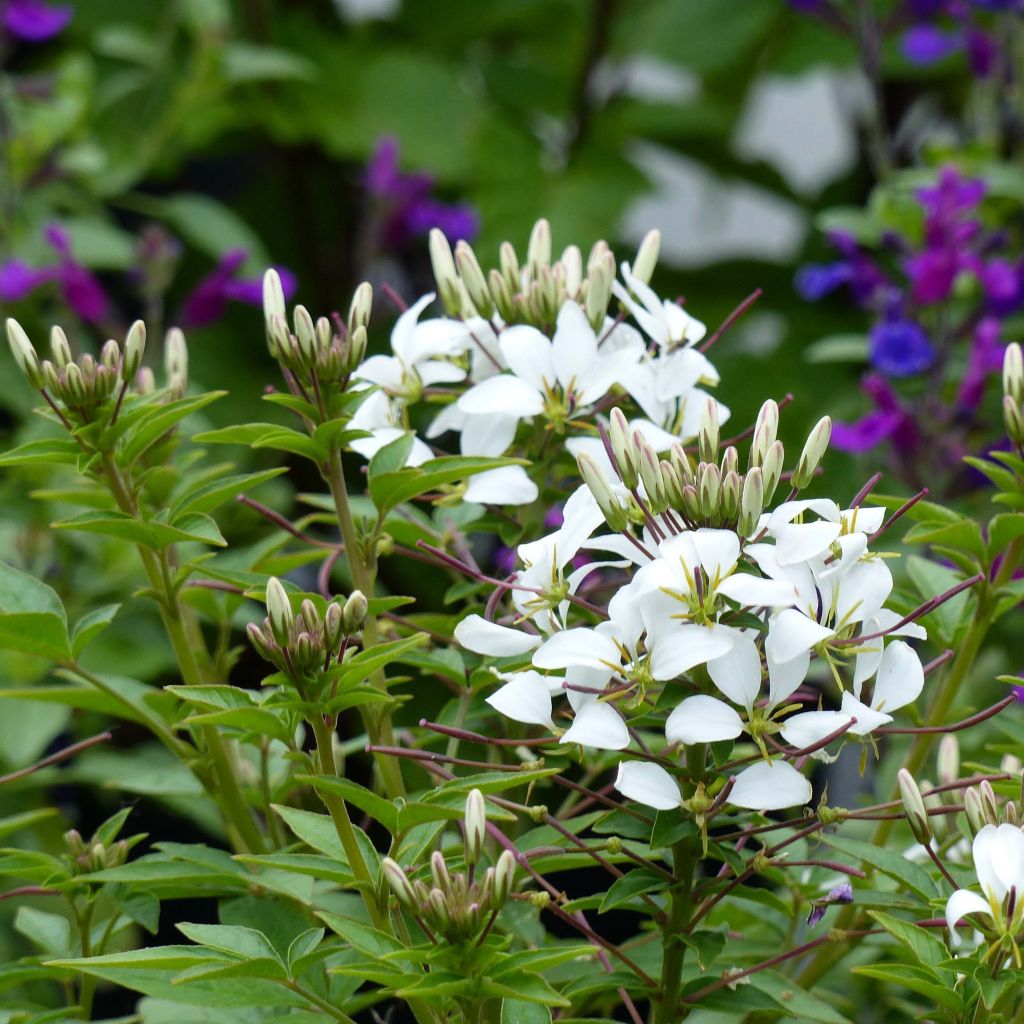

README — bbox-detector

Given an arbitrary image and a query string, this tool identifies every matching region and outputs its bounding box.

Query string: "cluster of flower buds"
[1003,342,1024,447]
[6,318,149,418]
[429,219,659,333]
[578,402,831,535]
[64,828,130,876]
[247,577,367,686]
[381,789,516,944]
[964,776,1022,835]
[262,270,368,388]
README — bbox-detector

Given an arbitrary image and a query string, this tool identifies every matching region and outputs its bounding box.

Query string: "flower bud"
[936,735,959,787]
[381,857,417,910]
[737,467,764,537]
[165,327,188,380]
[587,239,609,274]
[324,601,344,651]
[669,443,694,486]
[6,319,44,389]
[761,441,785,502]
[720,445,738,478]
[720,470,741,522]
[246,621,275,660]
[65,362,86,403]
[965,786,986,835]
[681,483,701,521]
[299,598,320,637]
[526,218,551,275]
[898,770,932,846]
[293,631,317,671]
[1004,801,1018,826]
[698,463,721,518]
[429,229,462,316]
[265,577,294,647]
[979,780,999,824]
[100,339,120,374]
[1004,395,1024,446]
[560,245,583,297]
[631,229,661,287]
[498,241,520,292]
[348,282,373,335]
[608,408,639,489]
[660,460,683,509]
[427,887,449,925]
[636,433,666,513]
[348,325,368,371]
[750,399,779,468]
[455,242,492,318]
[464,789,486,867]
[123,320,146,383]
[698,397,720,464]
[577,452,627,532]
[343,590,368,633]
[136,366,155,395]
[1004,342,1024,405]
[492,849,516,905]
[792,417,831,490]
[50,325,73,369]
[292,305,316,366]
[489,269,516,323]
[263,268,287,328]
[430,850,451,894]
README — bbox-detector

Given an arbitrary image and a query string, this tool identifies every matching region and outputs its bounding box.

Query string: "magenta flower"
[179,249,297,328]
[366,136,479,246]
[2,0,71,41]
[0,224,108,324]
[832,374,919,454]
[958,316,1005,411]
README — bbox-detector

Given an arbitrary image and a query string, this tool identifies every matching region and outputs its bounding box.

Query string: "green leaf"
[821,835,938,900]
[987,513,1024,559]
[155,194,268,264]
[71,603,121,657]
[176,924,282,964]
[234,853,354,887]
[369,456,522,515]
[598,869,664,913]
[170,468,288,519]
[368,432,415,480]
[867,910,948,969]
[327,633,429,694]
[298,776,399,834]
[53,511,226,549]
[0,437,82,468]
[501,1000,553,1024]
[852,964,965,1012]
[0,562,70,660]
[905,556,974,643]
[804,333,867,364]
[117,392,226,465]
[221,43,315,83]
[193,423,290,446]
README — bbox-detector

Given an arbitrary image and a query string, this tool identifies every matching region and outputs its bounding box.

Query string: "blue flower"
[794,262,851,301]
[869,317,936,377]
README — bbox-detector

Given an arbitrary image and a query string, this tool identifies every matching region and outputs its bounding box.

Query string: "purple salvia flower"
[902,24,962,64]
[966,29,999,75]
[0,260,57,301]
[958,316,1004,410]
[832,374,919,453]
[179,249,297,328]
[794,262,852,301]
[2,0,71,42]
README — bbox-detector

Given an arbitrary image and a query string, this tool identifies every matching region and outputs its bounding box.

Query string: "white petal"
[707,634,762,710]
[780,710,852,750]
[533,628,620,672]
[840,505,886,535]
[486,673,554,729]
[665,695,745,745]
[464,466,538,506]
[766,609,834,664]
[654,348,714,400]
[985,823,1024,899]
[460,413,519,457]
[455,615,541,656]
[692,529,740,582]
[425,401,467,440]
[562,701,629,750]
[769,499,841,528]
[840,691,892,736]
[499,324,555,391]
[717,572,797,608]
[773,522,842,565]
[767,645,809,709]
[551,301,598,393]
[613,761,680,811]
[730,760,812,811]
[835,559,893,628]
[871,640,924,714]
[389,292,436,362]
[354,355,404,390]
[650,623,737,681]
[458,374,543,416]
[945,888,992,947]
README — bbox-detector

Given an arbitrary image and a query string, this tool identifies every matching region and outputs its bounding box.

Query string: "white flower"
[839,640,925,736]
[456,301,640,435]
[612,263,707,352]
[463,466,538,506]
[484,669,559,730]
[454,615,542,657]
[348,391,434,466]
[945,824,1024,949]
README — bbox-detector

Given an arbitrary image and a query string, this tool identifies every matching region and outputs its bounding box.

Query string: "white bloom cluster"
[455,420,927,813]
[344,226,724,506]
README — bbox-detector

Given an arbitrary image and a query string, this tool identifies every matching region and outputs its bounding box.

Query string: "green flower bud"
[429,228,462,316]
[720,445,739,478]
[430,849,452,893]
[6,319,44,389]
[936,735,959,787]
[560,244,583,297]
[123,319,146,383]
[586,239,609,274]
[455,241,493,318]
[348,282,373,335]
[489,269,516,323]
[669,443,694,486]
[681,483,701,521]
[427,887,449,925]
[738,467,764,537]
[660,460,683,510]
[964,786,986,835]
[632,229,661,287]
[608,408,639,489]
[299,598,320,636]
[324,601,344,651]
[65,362,86,404]
[761,441,785,502]
[980,780,999,824]
[499,241,520,293]
[50,325,73,369]
[1004,342,1024,405]
[698,463,721,518]
[898,769,931,846]
[136,366,155,395]
[464,789,486,867]
[348,325,367,371]
[492,849,516,906]
[100,339,120,374]
[263,268,287,328]
[585,252,614,331]
[265,577,294,647]
[577,452,627,531]
[246,621,275,662]
[165,328,188,381]
[381,856,417,910]
[526,218,551,275]
[1004,395,1024,446]
[750,399,779,468]
[343,590,368,634]
[292,305,317,366]
[720,469,741,522]
[698,397,720,464]
[792,416,831,490]
[636,433,666,513]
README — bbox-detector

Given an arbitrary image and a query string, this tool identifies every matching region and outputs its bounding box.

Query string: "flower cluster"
[454,399,929,814]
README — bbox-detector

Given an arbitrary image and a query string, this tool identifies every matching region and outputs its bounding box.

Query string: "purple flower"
[1012,683,1024,703]
[2,0,71,41]
[958,316,1005,410]
[904,248,959,304]
[366,136,479,246]
[832,374,919,453]
[794,262,851,301]
[0,224,109,323]
[966,29,999,74]
[917,167,986,224]
[869,316,935,376]
[179,249,297,328]
[977,257,1024,315]
[807,882,854,926]
[902,24,962,63]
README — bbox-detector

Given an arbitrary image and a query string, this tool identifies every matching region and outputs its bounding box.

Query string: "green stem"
[324,447,405,800]
[658,839,697,1024]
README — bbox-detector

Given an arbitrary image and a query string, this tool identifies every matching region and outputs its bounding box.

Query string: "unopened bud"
[750,400,779,468]
[698,397,720,464]
[1004,395,1024,446]
[299,598,320,636]
[165,327,188,381]
[488,270,515,323]
[136,366,155,395]
[429,229,462,316]
[979,780,999,824]
[738,467,764,537]
[936,735,959,787]
[100,339,120,373]
[560,245,582,297]
[720,445,738,478]
[348,282,373,335]
[427,887,448,924]
[292,305,316,365]
[720,470,741,522]
[526,218,551,275]
[636,434,666,513]
[965,786,986,834]
[324,601,344,650]
[65,362,86,403]
[585,252,615,330]
[577,452,626,531]
[348,325,367,370]
[608,408,638,489]
[343,590,368,633]
[381,857,417,910]
[1004,342,1024,405]
[493,849,515,905]
[761,441,785,502]
[50,325,73,369]
[898,770,932,846]
[499,241,520,293]
[430,850,452,893]
[265,577,294,647]
[1004,801,1018,826]
[631,229,661,287]
[455,242,492,317]
[263,268,287,328]
[698,463,721,518]
[792,417,831,490]
[246,621,274,661]
[6,319,44,389]
[123,320,146,383]
[464,789,486,866]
